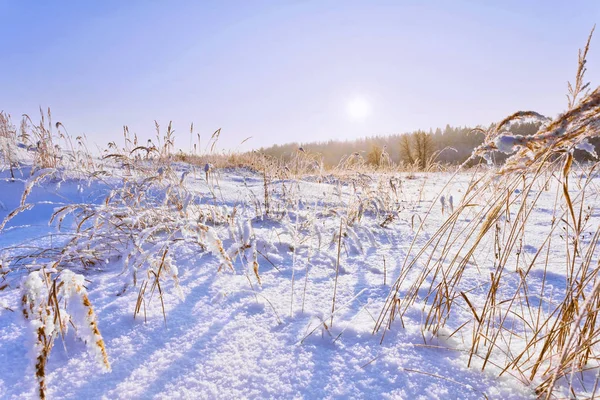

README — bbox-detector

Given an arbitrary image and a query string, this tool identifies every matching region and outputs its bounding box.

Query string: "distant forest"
[255,122,598,169]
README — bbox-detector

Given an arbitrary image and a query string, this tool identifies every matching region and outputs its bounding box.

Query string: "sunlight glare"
[347,97,371,121]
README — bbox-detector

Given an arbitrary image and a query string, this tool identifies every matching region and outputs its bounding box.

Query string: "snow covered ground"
[0,159,597,399]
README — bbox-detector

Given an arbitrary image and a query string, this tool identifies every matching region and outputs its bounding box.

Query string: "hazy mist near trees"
[256,122,547,169]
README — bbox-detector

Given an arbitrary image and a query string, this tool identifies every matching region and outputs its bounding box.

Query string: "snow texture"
[1,160,592,399]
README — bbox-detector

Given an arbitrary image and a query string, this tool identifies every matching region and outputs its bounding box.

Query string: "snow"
[0,158,596,399]
[576,137,598,158]
[494,134,528,154]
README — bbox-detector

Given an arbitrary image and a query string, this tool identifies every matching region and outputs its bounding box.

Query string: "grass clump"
[376,27,600,398]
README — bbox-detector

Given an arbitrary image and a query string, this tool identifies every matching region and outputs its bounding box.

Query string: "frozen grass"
[376,28,600,399]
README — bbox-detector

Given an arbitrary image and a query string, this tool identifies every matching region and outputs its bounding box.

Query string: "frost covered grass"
[21,268,110,399]
[0,138,501,398]
[2,112,441,397]
[376,28,600,399]
[3,135,596,399]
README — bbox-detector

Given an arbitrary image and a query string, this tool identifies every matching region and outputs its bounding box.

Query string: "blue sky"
[1,1,599,151]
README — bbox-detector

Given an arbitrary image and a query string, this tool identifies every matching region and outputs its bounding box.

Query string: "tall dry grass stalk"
[375,27,600,398]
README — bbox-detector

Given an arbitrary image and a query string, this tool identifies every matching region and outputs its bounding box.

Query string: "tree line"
[255,122,554,170]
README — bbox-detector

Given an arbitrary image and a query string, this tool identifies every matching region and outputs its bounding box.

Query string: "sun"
[347,97,371,121]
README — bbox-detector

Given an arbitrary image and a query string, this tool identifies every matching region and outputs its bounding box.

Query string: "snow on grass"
[3,95,600,397]
[0,161,540,399]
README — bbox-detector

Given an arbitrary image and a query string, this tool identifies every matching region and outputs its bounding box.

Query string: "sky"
[1,0,600,152]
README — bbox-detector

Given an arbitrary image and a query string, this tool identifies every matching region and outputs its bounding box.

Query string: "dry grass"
[375,27,600,399]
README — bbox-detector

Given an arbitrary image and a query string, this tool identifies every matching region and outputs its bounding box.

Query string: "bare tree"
[367,144,383,167]
[399,134,414,166]
[413,131,433,170]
